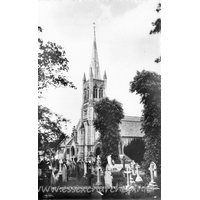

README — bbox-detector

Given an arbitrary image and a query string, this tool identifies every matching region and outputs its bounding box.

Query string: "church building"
[62,26,144,162]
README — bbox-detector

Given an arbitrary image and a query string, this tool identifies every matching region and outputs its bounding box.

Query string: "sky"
[38,0,161,136]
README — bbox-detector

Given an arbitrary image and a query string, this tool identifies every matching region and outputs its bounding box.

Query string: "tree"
[38,105,69,154]
[93,97,124,168]
[130,70,161,172]
[38,27,75,154]
[150,3,161,63]
[124,138,145,164]
[38,26,76,97]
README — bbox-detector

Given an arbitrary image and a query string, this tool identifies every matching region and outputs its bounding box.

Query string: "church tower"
[79,24,107,161]
[63,25,144,164]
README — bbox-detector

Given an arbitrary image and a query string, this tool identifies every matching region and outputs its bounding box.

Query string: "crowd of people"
[38,155,82,186]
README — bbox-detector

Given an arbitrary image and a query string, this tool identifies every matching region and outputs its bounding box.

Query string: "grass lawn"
[39,171,161,199]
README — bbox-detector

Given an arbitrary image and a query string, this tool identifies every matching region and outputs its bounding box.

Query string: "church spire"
[90,23,101,80]
[103,70,107,79]
[83,72,86,83]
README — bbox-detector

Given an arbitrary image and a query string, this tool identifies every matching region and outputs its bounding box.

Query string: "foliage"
[149,3,161,63]
[38,26,75,154]
[149,3,161,35]
[93,97,124,168]
[112,171,126,186]
[130,70,161,172]
[155,56,161,63]
[38,26,76,97]
[38,105,69,153]
[124,138,145,164]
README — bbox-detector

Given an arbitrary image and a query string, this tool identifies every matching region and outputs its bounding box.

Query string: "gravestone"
[58,159,63,183]
[122,156,126,170]
[147,162,159,190]
[124,167,132,187]
[62,162,68,182]
[83,161,87,178]
[135,163,143,182]
[104,155,113,188]
[75,162,80,181]
[104,167,112,188]
[130,160,136,176]
[87,163,93,186]
[59,159,63,174]
[129,160,136,185]
[96,155,102,186]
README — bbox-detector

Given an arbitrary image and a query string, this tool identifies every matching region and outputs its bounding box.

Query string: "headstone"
[107,155,112,166]
[135,164,143,182]
[147,162,159,191]
[97,155,101,166]
[91,163,95,175]
[51,168,58,186]
[87,163,92,186]
[75,162,80,181]
[122,156,126,170]
[130,160,136,176]
[83,161,87,178]
[104,166,112,188]
[124,167,132,187]
[130,175,135,185]
[129,161,135,185]
[96,155,102,186]
[149,162,156,183]
[104,155,113,188]
[62,163,68,182]
[57,159,63,184]
[38,168,42,176]
[59,159,63,174]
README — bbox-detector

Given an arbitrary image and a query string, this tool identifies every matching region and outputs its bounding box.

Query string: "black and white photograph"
[38,0,161,199]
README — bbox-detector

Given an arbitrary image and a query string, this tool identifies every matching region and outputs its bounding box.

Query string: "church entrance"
[95,147,101,157]
[71,146,75,157]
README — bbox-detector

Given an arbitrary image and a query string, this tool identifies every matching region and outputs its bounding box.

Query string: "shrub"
[112,171,126,186]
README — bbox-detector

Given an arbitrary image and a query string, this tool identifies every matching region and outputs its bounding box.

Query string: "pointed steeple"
[83,73,86,82]
[89,66,93,78]
[103,70,107,79]
[90,23,101,80]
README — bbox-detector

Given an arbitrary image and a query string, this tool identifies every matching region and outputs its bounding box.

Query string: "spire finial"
[83,72,86,82]
[93,22,95,36]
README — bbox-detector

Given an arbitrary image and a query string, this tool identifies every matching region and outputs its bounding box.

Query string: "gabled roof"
[120,116,144,138]
[65,137,74,146]
[122,116,141,122]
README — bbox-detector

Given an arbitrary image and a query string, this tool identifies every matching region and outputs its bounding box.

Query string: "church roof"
[120,116,144,138]
[122,116,141,122]
[65,137,74,146]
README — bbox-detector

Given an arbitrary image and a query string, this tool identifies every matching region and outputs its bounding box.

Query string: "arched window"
[84,88,87,102]
[99,87,103,98]
[93,86,98,98]
[87,87,89,100]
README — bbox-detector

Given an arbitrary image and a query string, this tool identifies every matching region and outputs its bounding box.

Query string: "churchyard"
[38,155,161,199]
